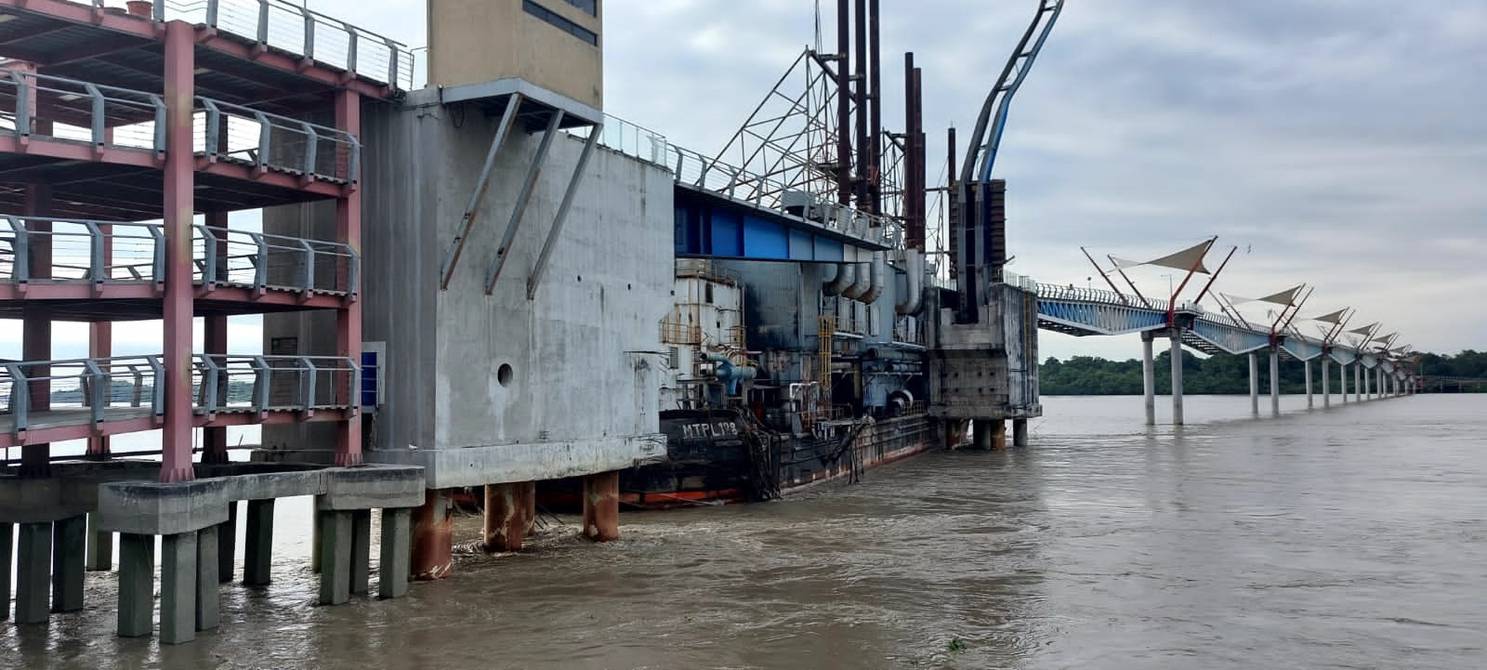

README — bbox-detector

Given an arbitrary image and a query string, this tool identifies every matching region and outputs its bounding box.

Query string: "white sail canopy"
[1109,239,1216,275]
[1348,323,1379,336]
[1224,285,1304,307]
[1309,308,1349,325]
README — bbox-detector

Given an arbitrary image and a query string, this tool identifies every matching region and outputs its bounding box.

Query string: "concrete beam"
[366,436,662,490]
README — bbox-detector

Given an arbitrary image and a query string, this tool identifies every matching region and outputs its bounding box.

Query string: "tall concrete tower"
[427,0,603,110]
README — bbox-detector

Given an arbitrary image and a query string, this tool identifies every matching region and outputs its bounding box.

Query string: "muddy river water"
[4,394,1484,668]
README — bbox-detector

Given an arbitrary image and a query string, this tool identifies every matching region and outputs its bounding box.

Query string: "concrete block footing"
[52,514,86,613]
[160,532,197,645]
[243,499,275,587]
[15,522,51,624]
[379,508,411,599]
[117,533,155,638]
[582,472,620,542]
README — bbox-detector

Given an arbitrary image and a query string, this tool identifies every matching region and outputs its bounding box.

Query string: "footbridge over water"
[1029,239,1417,425]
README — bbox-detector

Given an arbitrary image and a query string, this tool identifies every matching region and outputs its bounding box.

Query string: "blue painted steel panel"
[814,238,844,262]
[710,210,743,257]
[788,229,814,261]
[743,215,790,260]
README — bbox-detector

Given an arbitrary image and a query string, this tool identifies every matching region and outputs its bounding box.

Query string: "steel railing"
[2,354,357,435]
[1,215,357,296]
[0,70,166,151]
[68,0,415,90]
[0,70,361,183]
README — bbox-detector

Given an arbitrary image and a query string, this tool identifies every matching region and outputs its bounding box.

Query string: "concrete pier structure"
[1249,352,1260,416]
[1013,419,1030,447]
[1322,357,1331,407]
[87,512,114,572]
[1170,330,1185,426]
[1305,360,1314,409]
[483,482,537,552]
[582,472,621,542]
[1142,333,1157,426]
[1269,349,1281,417]
[52,514,86,613]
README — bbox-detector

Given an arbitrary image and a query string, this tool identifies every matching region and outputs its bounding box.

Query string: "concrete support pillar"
[52,514,86,613]
[160,20,197,483]
[1341,363,1349,403]
[1012,418,1029,447]
[0,524,11,622]
[582,471,621,542]
[1322,357,1331,408]
[243,499,275,587]
[20,176,53,478]
[218,501,237,583]
[1248,352,1260,415]
[1354,363,1362,403]
[15,522,51,624]
[335,88,365,467]
[351,509,371,596]
[483,481,536,553]
[1269,349,1281,417]
[1305,359,1314,409]
[1170,330,1184,425]
[411,491,453,581]
[972,419,992,450]
[195,526,219,632]
[379,508,412,600]
[86,512,114,572]
[317,508,353,606]
[117,533,155,638]
[1141,334,1156,426]
[160,532,197,645]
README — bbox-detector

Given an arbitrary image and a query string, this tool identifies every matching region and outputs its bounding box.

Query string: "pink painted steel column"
[20,182,52,476]
[334,89,363,466]
[159,21,196,483]
[202,211,230,464]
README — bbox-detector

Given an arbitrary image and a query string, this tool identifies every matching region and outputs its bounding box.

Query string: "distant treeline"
[1042,350,1487,395]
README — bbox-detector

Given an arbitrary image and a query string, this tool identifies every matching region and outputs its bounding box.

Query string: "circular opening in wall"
[498,364,514,388]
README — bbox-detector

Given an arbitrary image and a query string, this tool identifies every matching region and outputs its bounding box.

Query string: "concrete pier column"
[218,501,237,583]
[1322,357,1331,408]
[160,532,197,645]
[243,499,275,587]
[1340,362,1349,403]
[195,526,219,632]
[1248,352,1260,415]
[1269,349,1281,417]
[15,522,52,624]
[52,514,86,613]
[351,509,371,597]
[1012,418,1029,447]
[86,512,114,572]
[582,471,621,542]
[379,508,412,600]
[117,533,155,638]
[972,419,1004,450]
[1141,333,1156,426]
[1305,360,1314,409]
[1354,363,1362,403]
[411,491,453,581]
[317,508,353,606]
[1170,330,1185,425]
[0,524,11,621]
[484,481,536,553]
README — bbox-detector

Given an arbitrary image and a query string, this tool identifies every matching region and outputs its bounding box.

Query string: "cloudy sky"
[5,0,1484,362]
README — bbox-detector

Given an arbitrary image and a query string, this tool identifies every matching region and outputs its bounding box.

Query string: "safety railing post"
[303,11,317,61]
[348,137,361,183]
[299,357,318,410]
[249,232,269,292]
[298,239,316,294]
[147,225,166,286]
[386,39,399,88]
[256,0,271,44]
[202,99,222,157]
[84,221,106,287]
[152,0,165,21]
[251,356,270,413]
[346,30,359,74]
[197,224,219,288]
[347,247,360,298]
[83,360,107,427]
[11,70,31,139]
[150,94,167,153]
[146,356,165,418]
[85,83,106,149]
[205,0,220,28]
[9,217,29,284]
[128,365,144,407]
[199,355,222,415]
[5,363,28,434]
[254,111,272,171]
[300,122,320,178]
[348,358,361,410]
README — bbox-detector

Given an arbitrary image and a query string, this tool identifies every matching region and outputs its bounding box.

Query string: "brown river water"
[4,394,1484,669]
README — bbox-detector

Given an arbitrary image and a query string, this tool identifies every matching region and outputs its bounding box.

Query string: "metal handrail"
[69,0,415,90]
[0,69,166,152]
[0,215,356,295]
[198,96,360,183]
[1,353,357,436]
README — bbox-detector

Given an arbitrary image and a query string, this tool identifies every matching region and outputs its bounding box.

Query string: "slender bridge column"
[1354,363,1362,403]
[1142,333,1156,426]
[1269,348,1281,417]
[1248,353,1260,415]
[1169,329,1184,426]
[1305,359,1314,409]
[1322,357,1331,408]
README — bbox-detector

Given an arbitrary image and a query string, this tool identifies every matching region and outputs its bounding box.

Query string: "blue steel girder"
[1036,298,1168,337]
[1280,337,1325,362]
[1329,348,1358,366]
[1186,317,1271,355]
[1359,353,1380,369]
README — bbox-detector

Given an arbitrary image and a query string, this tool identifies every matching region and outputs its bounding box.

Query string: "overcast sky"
[5,1,1484,362]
